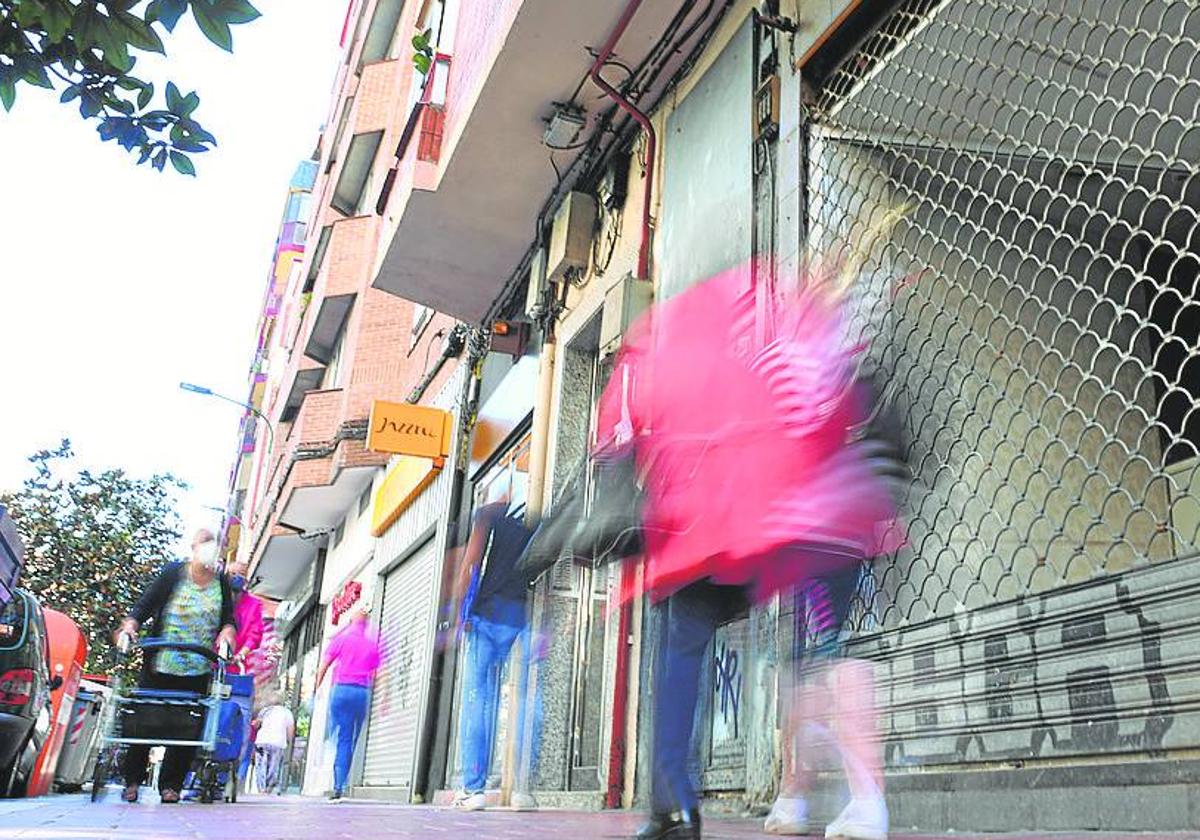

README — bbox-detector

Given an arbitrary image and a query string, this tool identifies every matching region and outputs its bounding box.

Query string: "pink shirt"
[233,592,264,659]
[322,621,382,686]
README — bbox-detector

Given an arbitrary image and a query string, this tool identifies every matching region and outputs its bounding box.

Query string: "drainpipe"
[499,335,558,807]
[589,0,655,281]
[589,0,653,809]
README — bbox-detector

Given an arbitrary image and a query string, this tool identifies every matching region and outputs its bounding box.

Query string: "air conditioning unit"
[600,273,653,356]
[524,246,548,319]
[547,192,596,283]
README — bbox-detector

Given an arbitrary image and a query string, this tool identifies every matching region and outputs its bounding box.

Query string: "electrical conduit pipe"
[588,0,654,809]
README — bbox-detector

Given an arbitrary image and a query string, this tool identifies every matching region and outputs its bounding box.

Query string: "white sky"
[0,2,349,556]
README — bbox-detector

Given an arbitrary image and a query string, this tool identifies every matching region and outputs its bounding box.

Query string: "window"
[358,0,405,68]
[331,130,384,216]
[322,322,349,389]
[332,520,345,548]
[357,483,372,516]
[304,225,334,293]
[325,97,355,175]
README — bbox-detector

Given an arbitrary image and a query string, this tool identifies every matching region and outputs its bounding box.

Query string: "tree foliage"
[0,440,187,672]
[0,0,260,173]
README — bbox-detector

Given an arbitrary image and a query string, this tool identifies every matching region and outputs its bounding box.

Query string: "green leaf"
[192,4,233,52]
[113,10,166,54]
[213,0,261,26]
[0,77,15,112]
[181,91,200,116]
[147,0,187,31]
[413,53,431,74]
[22,65,54,90]
[137,82,154,110]
[169,150,195,176]
[165,81,183,112]
[41,0,73,42]
[60,84,81,104]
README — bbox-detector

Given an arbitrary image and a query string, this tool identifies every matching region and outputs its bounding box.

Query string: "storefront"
[274,567,325,795]
[355,370,464,800]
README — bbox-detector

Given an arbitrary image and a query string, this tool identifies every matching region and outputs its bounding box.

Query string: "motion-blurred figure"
[589,260,902,840]
[450,476,540,811]
[315,604,382,801]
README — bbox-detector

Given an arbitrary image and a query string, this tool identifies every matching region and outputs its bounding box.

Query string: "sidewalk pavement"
[0,793,1194,839]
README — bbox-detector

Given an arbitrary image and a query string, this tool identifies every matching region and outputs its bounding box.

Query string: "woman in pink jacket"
[227,561,264,789]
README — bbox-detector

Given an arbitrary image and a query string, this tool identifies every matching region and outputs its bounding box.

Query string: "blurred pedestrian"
[254,691,295,796]
[117,528,237,804]
[586,261,901,840]
[315,604,382,800]
[449,475,539,812]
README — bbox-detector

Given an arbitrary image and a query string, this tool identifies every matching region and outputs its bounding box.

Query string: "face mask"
[229,574,247,592]
[196,540,221,570]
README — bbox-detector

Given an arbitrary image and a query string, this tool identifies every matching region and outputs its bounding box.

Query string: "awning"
[278,464,377,533]
[252,532,319,601]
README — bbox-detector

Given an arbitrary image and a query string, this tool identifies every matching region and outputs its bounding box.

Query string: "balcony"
[249,384,386,597]
[372,0,719,320]
[304,215,381,364]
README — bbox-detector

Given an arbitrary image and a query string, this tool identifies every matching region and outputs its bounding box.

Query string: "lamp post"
[182,382,276,564]
[180,382,276,457]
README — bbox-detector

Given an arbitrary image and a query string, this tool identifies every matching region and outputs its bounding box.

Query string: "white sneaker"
[511,791,539,811]
[453,791,487,811]
[764,796,809,834]
[825,796,888,840]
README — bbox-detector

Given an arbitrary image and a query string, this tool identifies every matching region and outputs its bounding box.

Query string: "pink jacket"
[233,592,264,658]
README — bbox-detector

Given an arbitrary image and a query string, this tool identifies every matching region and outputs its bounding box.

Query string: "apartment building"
[223,0,1200,829]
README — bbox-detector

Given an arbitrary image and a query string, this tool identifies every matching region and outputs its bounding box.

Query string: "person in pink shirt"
[227,561,265,789]
[227,562,265,672]
[315,604,382,800]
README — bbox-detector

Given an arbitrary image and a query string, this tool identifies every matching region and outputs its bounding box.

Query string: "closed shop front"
[794,0,1200,829]
[357,368,463,799]
[362,537,440,791]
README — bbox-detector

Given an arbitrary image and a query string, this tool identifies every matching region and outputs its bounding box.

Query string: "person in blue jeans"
[452,480,539,811]
[315,605,382,800]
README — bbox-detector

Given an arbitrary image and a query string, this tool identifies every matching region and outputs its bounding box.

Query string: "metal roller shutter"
[362,538,439,790]
[803,0,1200,769]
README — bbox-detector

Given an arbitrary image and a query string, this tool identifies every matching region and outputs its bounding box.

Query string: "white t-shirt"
[256,705,295,749]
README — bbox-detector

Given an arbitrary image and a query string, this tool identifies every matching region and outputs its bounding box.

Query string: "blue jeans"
[458,611,543,793]
[651,582,747,814]
[328,683,370,793]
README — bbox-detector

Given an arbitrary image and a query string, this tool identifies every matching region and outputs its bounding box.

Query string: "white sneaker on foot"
[764,796,809,834]
[511,791,539,811]
[453,791,487,811]
[825,796,888,840]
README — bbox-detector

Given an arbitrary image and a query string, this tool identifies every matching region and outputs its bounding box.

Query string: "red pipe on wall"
[588,0,653,809]
[589,0,655,281]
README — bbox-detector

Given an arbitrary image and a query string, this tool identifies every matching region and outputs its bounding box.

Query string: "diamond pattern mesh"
[801,0,1200,630]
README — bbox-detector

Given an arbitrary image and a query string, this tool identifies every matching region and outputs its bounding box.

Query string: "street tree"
[0,0,260,174]
[0,439,187,672]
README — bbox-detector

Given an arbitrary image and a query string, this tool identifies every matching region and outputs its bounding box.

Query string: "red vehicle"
[0,589,61,797]
[26,610,87,797]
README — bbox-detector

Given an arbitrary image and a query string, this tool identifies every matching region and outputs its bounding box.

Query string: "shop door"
[362,538,439,793]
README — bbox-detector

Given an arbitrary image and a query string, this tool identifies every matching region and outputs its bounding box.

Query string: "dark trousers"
[651,581,747,814]
[122,671,211,792]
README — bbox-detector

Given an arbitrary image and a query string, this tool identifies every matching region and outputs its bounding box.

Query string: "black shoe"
[329,789,344,801]
[634,809,701,840]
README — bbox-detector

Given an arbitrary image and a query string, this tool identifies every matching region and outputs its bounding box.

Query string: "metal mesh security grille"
[802,0,1200,631]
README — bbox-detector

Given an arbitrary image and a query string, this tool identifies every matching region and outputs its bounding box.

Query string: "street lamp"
[181,382,278,564]
[179,382,276,456]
